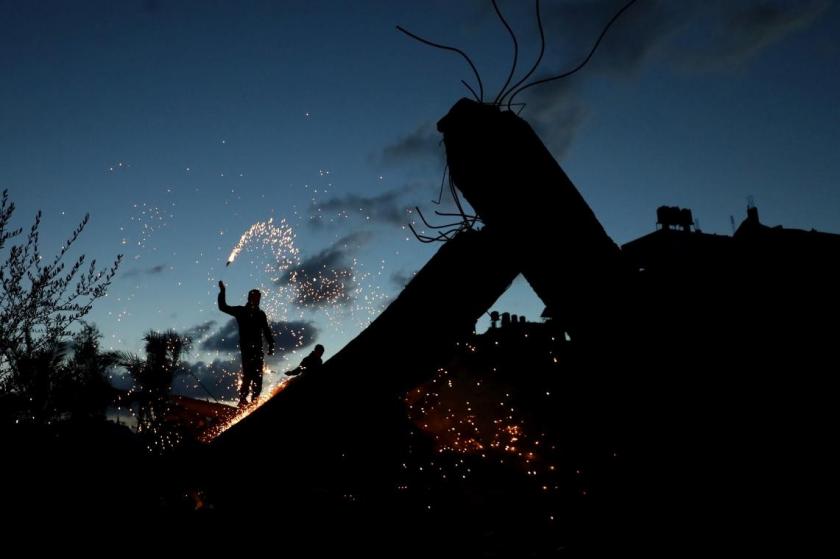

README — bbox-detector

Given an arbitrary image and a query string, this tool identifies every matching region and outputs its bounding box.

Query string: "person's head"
[313,344,324,357]
[247,289,261,306]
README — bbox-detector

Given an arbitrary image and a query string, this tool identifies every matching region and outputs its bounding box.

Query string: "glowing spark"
[226,218,298,269]
[198,375,293,443]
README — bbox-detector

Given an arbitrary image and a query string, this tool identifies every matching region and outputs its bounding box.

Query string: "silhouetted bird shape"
[285,344,325,377]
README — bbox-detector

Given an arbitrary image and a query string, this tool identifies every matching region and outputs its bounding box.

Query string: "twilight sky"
[2,0,838,396]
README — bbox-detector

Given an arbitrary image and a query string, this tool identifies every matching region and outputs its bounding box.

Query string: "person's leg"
[238,375,250,407]
[254,362,264,401]
[240,354,256,406]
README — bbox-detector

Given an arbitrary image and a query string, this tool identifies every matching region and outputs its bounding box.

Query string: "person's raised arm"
[218,281,236,316]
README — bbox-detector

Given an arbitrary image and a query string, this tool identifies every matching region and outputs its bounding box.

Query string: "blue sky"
[2,0,838,396]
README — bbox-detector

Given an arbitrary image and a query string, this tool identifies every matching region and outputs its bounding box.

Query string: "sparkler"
[226,217,298,269]
[192,207,389,442]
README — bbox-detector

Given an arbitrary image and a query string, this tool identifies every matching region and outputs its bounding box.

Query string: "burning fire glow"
[197,373,294,443]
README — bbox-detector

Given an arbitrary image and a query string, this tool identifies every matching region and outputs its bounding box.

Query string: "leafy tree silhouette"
[119,330,191,448]
[0,190,122,423]
[55,323,121,422]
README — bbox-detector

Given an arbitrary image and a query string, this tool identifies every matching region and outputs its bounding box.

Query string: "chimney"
[747,206,760,224]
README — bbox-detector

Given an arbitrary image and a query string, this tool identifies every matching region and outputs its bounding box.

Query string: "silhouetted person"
[218,281,275,406]
[285,344,324,377]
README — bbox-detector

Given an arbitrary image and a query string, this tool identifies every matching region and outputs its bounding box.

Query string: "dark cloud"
[308,184,419,228]
[121,263,167,278]
[494,1,673,158]
[526,0,675,78]
[200,318,318,355]
[530,0,829,77]
[676,1,832,70]
[277,232,373,308]
[107,370,134,391]
[381,122,443,166]
[501,0,829,157]
[179,320,217,344]
[171,359,241,401]
[518,80,588,160]
[200,319,239,352]
[388,2,828,167]
[390,269,416,290]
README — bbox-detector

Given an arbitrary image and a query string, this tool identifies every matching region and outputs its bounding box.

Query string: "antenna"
[730,215,736,235]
